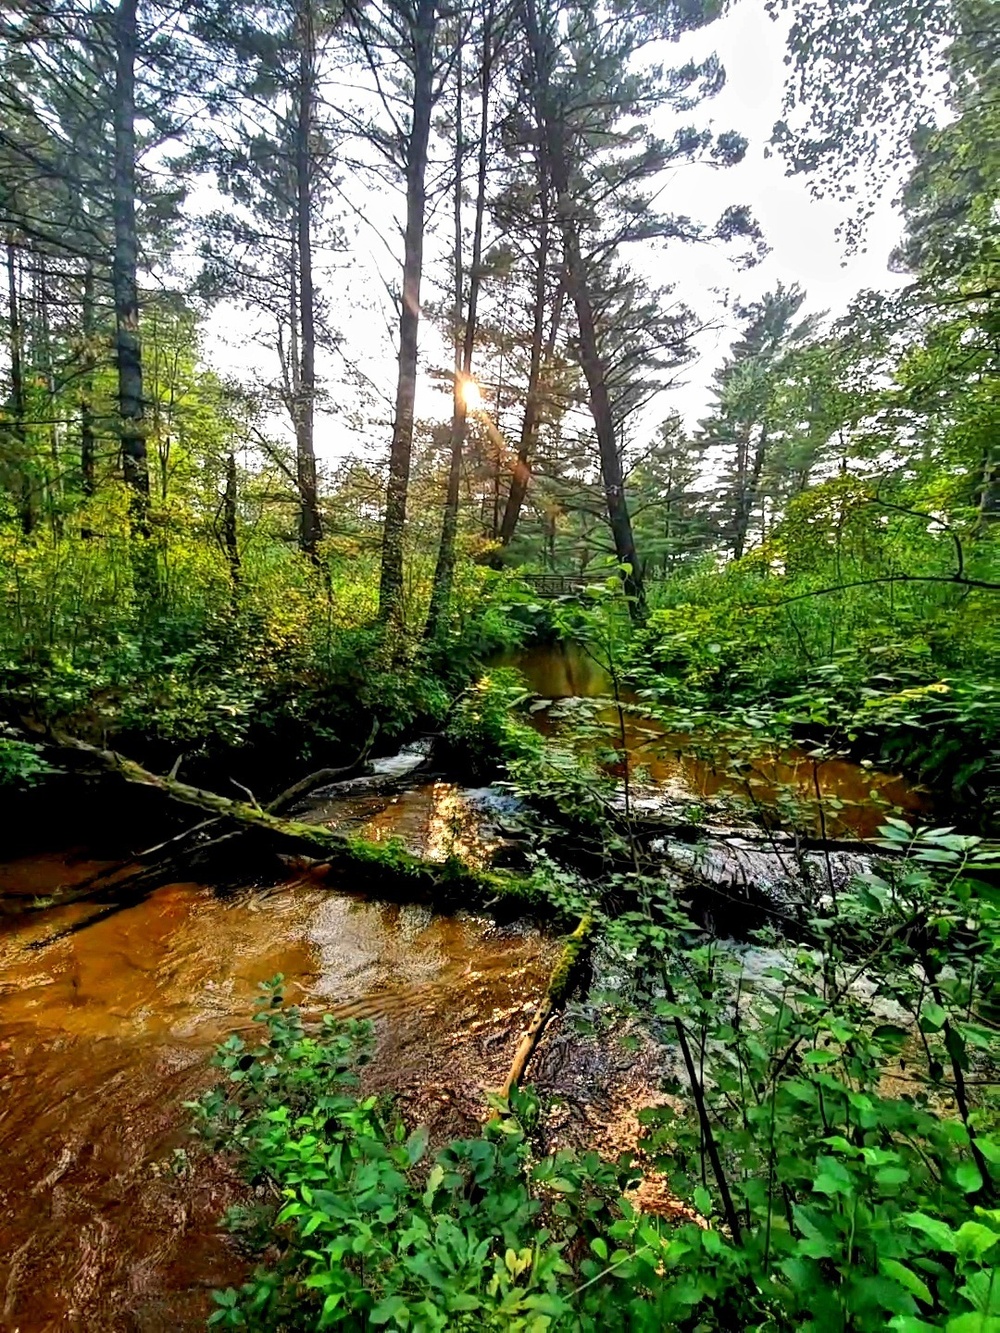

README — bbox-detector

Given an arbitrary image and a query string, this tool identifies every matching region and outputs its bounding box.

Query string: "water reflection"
[494,640,929,840]
[307,781,502,868]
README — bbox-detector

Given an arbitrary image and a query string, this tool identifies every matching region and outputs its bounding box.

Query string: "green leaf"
[957,1162,985,1194]
[405,1126,429,1166]
[956,1222,1000,1259]
[905,1212,958,1252]
[876,1166,911,1188]
[880,1259,932,1305]
[945,1316,1000,1333]
[919,1002,947,1033]
[804,1048,841,1065]
[370,1295,408,1325]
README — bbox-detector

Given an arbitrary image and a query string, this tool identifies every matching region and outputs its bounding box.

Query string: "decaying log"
[48,734,531,903]
[498,913,594,1100]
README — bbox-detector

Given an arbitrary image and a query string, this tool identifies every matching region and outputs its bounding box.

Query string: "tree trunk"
[223,450,240,585]
[732,423,768,561]
[112,0,150,527]
[79,261,97,510]
[5,232,32,535]
[975,445,999,532]
[378,0,436,626]
[520,0,644,616]
[497,254,564,554]
[295,2,321,558]
[36,254,62,534]
[426,7,493,639]
[561,223,644,614]
[50,735,528,904]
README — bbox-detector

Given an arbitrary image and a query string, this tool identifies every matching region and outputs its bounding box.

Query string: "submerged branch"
[498,913,594,1100]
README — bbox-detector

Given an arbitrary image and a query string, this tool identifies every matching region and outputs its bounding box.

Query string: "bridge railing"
[516,572,626,597]
[515,571,668,598]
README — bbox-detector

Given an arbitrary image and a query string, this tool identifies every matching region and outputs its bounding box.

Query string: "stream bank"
[0,640,941,1330]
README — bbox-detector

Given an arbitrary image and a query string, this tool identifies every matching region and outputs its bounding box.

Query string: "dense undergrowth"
[628,495,1000,825]
[174,584,1000,1331]
[196,810,1000,1332]
[0,518,526,790]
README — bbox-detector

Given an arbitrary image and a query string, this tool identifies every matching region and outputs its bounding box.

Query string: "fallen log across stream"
[39,734,537,910]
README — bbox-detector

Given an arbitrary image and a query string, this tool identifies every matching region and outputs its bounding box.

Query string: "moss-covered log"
[51,735,535,905]
[499,913,594,1099]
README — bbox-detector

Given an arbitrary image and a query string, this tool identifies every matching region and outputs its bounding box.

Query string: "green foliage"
[0,509,524,776]
[196,816,1000,1331]
[193,979,672,1332]
[584,822,1000,1331]
[442,668,543,780]
[0,737,52,787]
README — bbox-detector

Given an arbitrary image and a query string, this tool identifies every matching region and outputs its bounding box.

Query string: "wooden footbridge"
[518,572,607,597]
[517,571,665,597]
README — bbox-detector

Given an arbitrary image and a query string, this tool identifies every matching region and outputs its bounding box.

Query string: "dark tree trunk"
[975,445,999,532]
[378,0,436,626]
[426,6,493,639]
[732,424,768,561]
[5,232,32,535]
[497,254,546,553]
[295,3,320,558]
[223,450,240,586]
[520,0,644,616]
[80,262,97,501]
[558,223,644,614]
[497,254,564,554]
[36,254,63,535]
[112,0,150,527]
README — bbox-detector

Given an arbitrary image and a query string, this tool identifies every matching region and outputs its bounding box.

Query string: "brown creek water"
[0,642,933,1330]
[0,857,558,1331]
[496,642,930,840]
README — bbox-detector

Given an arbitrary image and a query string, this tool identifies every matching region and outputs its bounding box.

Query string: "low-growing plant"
[191,978,685,1331]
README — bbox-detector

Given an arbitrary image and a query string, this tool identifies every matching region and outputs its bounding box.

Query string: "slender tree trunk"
[559,221,644,613]
[80,262,97,502]
[36,254,62,535]
[5,232,32,535]
[732,424,768,561]
[295,2,320,558]
[975,445,999,532]
[497,255,564,554]
[426,6,493,639]
[112,0,150,528]
[521,0,644,616]
[223,450,240,586]
[378,0,436,626]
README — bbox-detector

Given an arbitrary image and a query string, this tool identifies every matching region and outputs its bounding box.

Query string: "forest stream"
[0,644,933,1331]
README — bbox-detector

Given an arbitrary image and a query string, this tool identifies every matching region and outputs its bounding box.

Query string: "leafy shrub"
[0,737,53,787]
[442,669,543,780]
[192,979,670,1331]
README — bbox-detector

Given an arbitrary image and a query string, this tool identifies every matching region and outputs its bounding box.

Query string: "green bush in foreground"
[190,979,660,1331]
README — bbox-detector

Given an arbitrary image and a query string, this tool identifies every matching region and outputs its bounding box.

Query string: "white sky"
[200,0,909,466]
[654,0,907,424]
